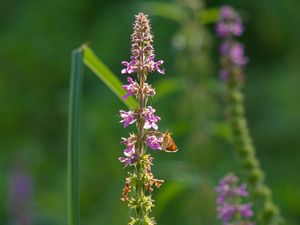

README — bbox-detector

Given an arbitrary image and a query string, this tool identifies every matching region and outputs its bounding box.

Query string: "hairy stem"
[227,74,282,225]
[135,71,148,224]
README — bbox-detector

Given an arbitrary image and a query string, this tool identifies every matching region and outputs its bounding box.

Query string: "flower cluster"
[118,106,162,131]
[216,5,248,81]
[122,77,155,99]
[121,13,164,75]
[118,13,176,225]
[216,5,244,38]
[216,174,255,225]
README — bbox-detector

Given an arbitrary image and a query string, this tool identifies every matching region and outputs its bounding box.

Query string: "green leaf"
[143,2,185,22]
[198,8,220,25]
[82,44,138,110]
[67,45,139,225]
[67,47,83,225]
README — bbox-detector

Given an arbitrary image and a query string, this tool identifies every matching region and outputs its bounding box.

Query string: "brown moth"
[161,131,178,152]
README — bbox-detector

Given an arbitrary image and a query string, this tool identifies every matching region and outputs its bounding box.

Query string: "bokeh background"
[1,0,300,224]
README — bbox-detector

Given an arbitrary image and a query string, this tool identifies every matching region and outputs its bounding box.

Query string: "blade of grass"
[197,7,220,25]
[67,44,138,225]
[67,47,83,225]
[82,44,138,110]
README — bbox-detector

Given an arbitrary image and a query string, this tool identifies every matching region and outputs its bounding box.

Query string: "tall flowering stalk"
[216,174,255,225]
[216,5,282,225]
[119,13,176,225]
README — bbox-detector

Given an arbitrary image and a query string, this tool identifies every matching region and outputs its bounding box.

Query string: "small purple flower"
[219,41,231,55]
[216,173,254,225]
[122,77,156,99]
[120,110,136,128]
[217,204,236,222]
[216,5,244,38]
[152,60,164,74]
[143,106,161,130]
[9,162,34,225]
[119,135,138,166]
[122,77,139,99]
[229,43,248,66]
[119,155,138,166]
[146,135,162,150]
[232,23,244,36]
[219,70,229,81]
[239,203,254,218]
[121,57,137,74]
[216,5,248,81]
[220,5,236,19]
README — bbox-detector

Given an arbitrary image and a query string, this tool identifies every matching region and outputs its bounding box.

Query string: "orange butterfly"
[161,131,178,152]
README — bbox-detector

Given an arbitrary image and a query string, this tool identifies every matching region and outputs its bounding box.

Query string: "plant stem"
[227,74,282,225]
[136,71,147,224]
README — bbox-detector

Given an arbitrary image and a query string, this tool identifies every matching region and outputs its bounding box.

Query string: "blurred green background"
[1,0,300,224]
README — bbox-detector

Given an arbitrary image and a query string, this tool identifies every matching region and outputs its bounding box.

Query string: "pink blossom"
[146,135,162,150]
[143,106,161,130]
[120,110,136,128]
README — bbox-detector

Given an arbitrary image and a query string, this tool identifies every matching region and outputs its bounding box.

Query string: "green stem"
[135,71,147,225]
[227,75,282,225]
[67,48,83,225]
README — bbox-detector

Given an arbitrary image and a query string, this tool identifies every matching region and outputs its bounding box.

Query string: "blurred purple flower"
[216,5,244,38]
[216,5,248,81]
[9,162,34,225]
[219,70,230,81]
[239,203,254,218]
[216,173,254,225]
[229,43,248,66]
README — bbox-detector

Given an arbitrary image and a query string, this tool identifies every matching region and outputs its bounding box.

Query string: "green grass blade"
[67,47,83,225]
[82,45,138,110]
[197,8,220,25]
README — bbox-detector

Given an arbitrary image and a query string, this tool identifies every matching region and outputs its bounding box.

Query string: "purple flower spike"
[120,110,136,128]
[216,5,244,38]
[216,5,248,81]
[118,13,175,224]
[216,173,255,225]
[121,13,164,75]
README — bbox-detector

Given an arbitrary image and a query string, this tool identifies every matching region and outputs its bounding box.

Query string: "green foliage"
[1,0,300,225]
[82,45,138,110]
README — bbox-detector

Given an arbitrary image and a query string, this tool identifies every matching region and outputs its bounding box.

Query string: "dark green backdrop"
[1,0,299,224]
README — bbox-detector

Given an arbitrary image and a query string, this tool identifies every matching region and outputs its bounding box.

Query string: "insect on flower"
[161,131,178,152]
